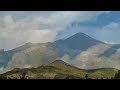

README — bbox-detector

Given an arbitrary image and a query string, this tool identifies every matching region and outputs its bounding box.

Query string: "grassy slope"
[88,68,118,79]
[0,60,119,79]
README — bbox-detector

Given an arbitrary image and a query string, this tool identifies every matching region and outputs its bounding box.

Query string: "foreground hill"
[0,60,118,79]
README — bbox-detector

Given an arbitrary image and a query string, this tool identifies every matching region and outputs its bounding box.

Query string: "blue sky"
[56,11,120,44]
[78,11,120,27]
[0,11,120,50]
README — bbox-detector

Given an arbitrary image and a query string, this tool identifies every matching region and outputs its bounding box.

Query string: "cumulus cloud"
[0,11,109,50]
[49,11,109,29]
[0,11,114,74]
[0,44,58,74]
[1,43,120,74]
[93,22,120,44]
[0,15,58,50]
[63,20,120,44]
[7,45,58,69]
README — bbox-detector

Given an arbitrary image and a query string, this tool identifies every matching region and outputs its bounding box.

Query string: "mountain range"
[0,32,120,70]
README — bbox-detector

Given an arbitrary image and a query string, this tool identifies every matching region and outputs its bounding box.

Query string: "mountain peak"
[49,60,68,65]
[75,32,89,36]
[51,32,103,58]
[49,60,72,68]
[55,32,103,49]
[49,60,83,71]
[66,32,93,41]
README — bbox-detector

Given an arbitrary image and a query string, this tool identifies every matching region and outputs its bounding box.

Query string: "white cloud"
[6,44,58,70]
[93,22,120,44]
[1,43,120,74]
[0,11,109,50]
[49,11,109,29]
[0,12,111,59]
[61,43,120,70]
[0,16,58,50]
[66,19,120,44]
[104,41,117,44]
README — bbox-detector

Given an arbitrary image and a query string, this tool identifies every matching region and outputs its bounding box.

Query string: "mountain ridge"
[51,32,110,58]
[0,32,120,69]
[0,60,118,79]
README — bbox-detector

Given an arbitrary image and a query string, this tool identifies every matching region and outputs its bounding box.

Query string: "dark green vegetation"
[0,60,119,79]
[114,70,120,79]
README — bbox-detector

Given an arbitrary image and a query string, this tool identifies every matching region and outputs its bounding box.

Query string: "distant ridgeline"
[0,43,36,67]
[51,32,104,58]
[0,32,120,68]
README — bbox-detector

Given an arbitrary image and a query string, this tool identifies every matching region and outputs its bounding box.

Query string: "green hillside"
[0,60,119,79]
[88,68,118,79]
